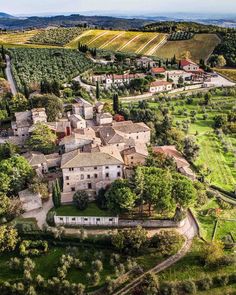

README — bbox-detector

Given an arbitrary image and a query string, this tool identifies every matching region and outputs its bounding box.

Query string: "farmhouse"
[136,56,158,68]
[149,81,173,93]
[165,70,192,84]
[180,59,200,72]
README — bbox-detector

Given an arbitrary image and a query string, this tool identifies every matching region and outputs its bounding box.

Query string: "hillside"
[0,14,152,30]
[0,12,15,19]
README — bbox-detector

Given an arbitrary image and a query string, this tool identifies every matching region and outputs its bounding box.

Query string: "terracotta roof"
[180,59,198,67]
[150,81,172,87]
[152,145,189,169]
[151,67,166,74]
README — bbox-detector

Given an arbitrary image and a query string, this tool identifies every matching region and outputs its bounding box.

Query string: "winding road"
[5,55,17,95]
[113,211,199,295]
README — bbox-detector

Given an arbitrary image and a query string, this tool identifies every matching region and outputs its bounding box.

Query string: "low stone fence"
[55,215,186,228]
[55,215,119,227]
[119,218,185,228]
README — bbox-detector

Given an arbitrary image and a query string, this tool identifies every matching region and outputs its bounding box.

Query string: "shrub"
[213,274,229,287]
[9,257,21,270]
[180,280,197,294]
[92,259,103,272]
[46,210,56,226]
[19,240,48,257]
[160,282,178,295]
[196,276,213,291]
[73,191,89,210]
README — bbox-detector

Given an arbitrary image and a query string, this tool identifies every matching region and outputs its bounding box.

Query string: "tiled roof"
[150,81,172,87]
[151,67,166,74]
[61,149,124,168]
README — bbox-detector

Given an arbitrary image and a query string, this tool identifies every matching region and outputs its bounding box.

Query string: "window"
[80,167,84,171]
[117,172,121,177]
[96,218,100,222]
[69,168,74,172]
[80,174,84,180]
[94,174,98,179]
[87,175,90,179]
[84,218,88,221]
[136,136,139,139]
[60,218,63,221]
[67,183,70,185]
[94,166,97,170]
[88,183,92,189]
[71,187,75,192]
[117,166,120,168]
[66,176,69,180]
[106,173,109,178]
[109,218,113,222]
[131,156,134,160]
[72,218,75,221]
[105,166,109,169]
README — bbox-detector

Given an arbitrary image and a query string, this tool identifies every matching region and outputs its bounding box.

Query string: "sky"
[1,0,236,16]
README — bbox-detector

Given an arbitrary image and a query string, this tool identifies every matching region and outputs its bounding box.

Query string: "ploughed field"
[66,29,167,55]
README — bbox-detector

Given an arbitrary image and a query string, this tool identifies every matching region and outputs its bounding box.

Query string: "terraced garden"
[68,29,167,55]
[155,34,221,62]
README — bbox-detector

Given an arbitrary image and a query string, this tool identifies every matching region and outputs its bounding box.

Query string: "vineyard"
[9,48,94,92]
[0,30,40,45]
[67,29,167,55]
[29,27,85,46]
[155,34,221,62]
[168,31,194,41]
[215,68,236,82]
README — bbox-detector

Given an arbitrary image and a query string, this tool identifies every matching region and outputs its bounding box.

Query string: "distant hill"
[0,12,15,19]
[0,14,152,30]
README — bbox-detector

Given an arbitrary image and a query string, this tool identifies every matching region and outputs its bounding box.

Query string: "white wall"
[55,215,119,226]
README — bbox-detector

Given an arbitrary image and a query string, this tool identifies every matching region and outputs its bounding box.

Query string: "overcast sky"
[1,0,236,15]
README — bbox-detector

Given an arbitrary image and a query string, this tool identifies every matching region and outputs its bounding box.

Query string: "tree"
[113,93,119,113]
[0,142,19,161]
[10,93,29,113]
[0,155,33,194]
[27,123,57,154]
[202,241,224,266]
[52,179,61,208]
[216,55,226,68]
[96,188,108,210]
[141,272,159,295]
[0,193,10,218]
[105,179,137,214]
[111,225,148,253]
[183,136,200,162]
[30,94,63,121]
[172,174,197,208]
[0,225,18,252]
[214,114,228,129]
[29,177,49,201]
[204,92,212,105]
[151,230,183,256]
[178,76,184,85]
[23,257,35,272]
[73,191,89,210]
[96,81,100,100]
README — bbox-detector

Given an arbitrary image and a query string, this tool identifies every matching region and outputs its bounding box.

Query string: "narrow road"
[113,211,199,295]
[5,55,17,96]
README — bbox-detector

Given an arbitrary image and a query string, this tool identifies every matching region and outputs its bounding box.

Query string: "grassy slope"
[155,34,220,62]
[159,238,235,282]
[148,94,236,192]
[0,30,40,44]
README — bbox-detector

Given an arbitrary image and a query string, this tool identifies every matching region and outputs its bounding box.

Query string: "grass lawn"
[55,202,115,217]
[155,34,220,62]
[215,219,236,241]
[159,238,235,283]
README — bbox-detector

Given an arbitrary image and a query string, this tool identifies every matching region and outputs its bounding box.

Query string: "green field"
[68,29,167,55]
[155,34,221,62]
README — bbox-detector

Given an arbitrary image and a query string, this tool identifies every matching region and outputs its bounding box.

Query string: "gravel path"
[5,55,17,95]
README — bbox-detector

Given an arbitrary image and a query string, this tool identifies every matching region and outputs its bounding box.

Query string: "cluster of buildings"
[89,58,210,94]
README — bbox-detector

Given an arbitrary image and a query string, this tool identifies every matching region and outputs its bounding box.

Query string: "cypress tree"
[52,183,58,208]
[96,81,100,100]
[113,93,119,113]
[55,179,61,207]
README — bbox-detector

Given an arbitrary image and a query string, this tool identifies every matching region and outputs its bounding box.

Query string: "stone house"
[61,147,124,202]
[122,144,148,167]
[96,112,113,125]
[72,98,94,120]
[69,114,86,129]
